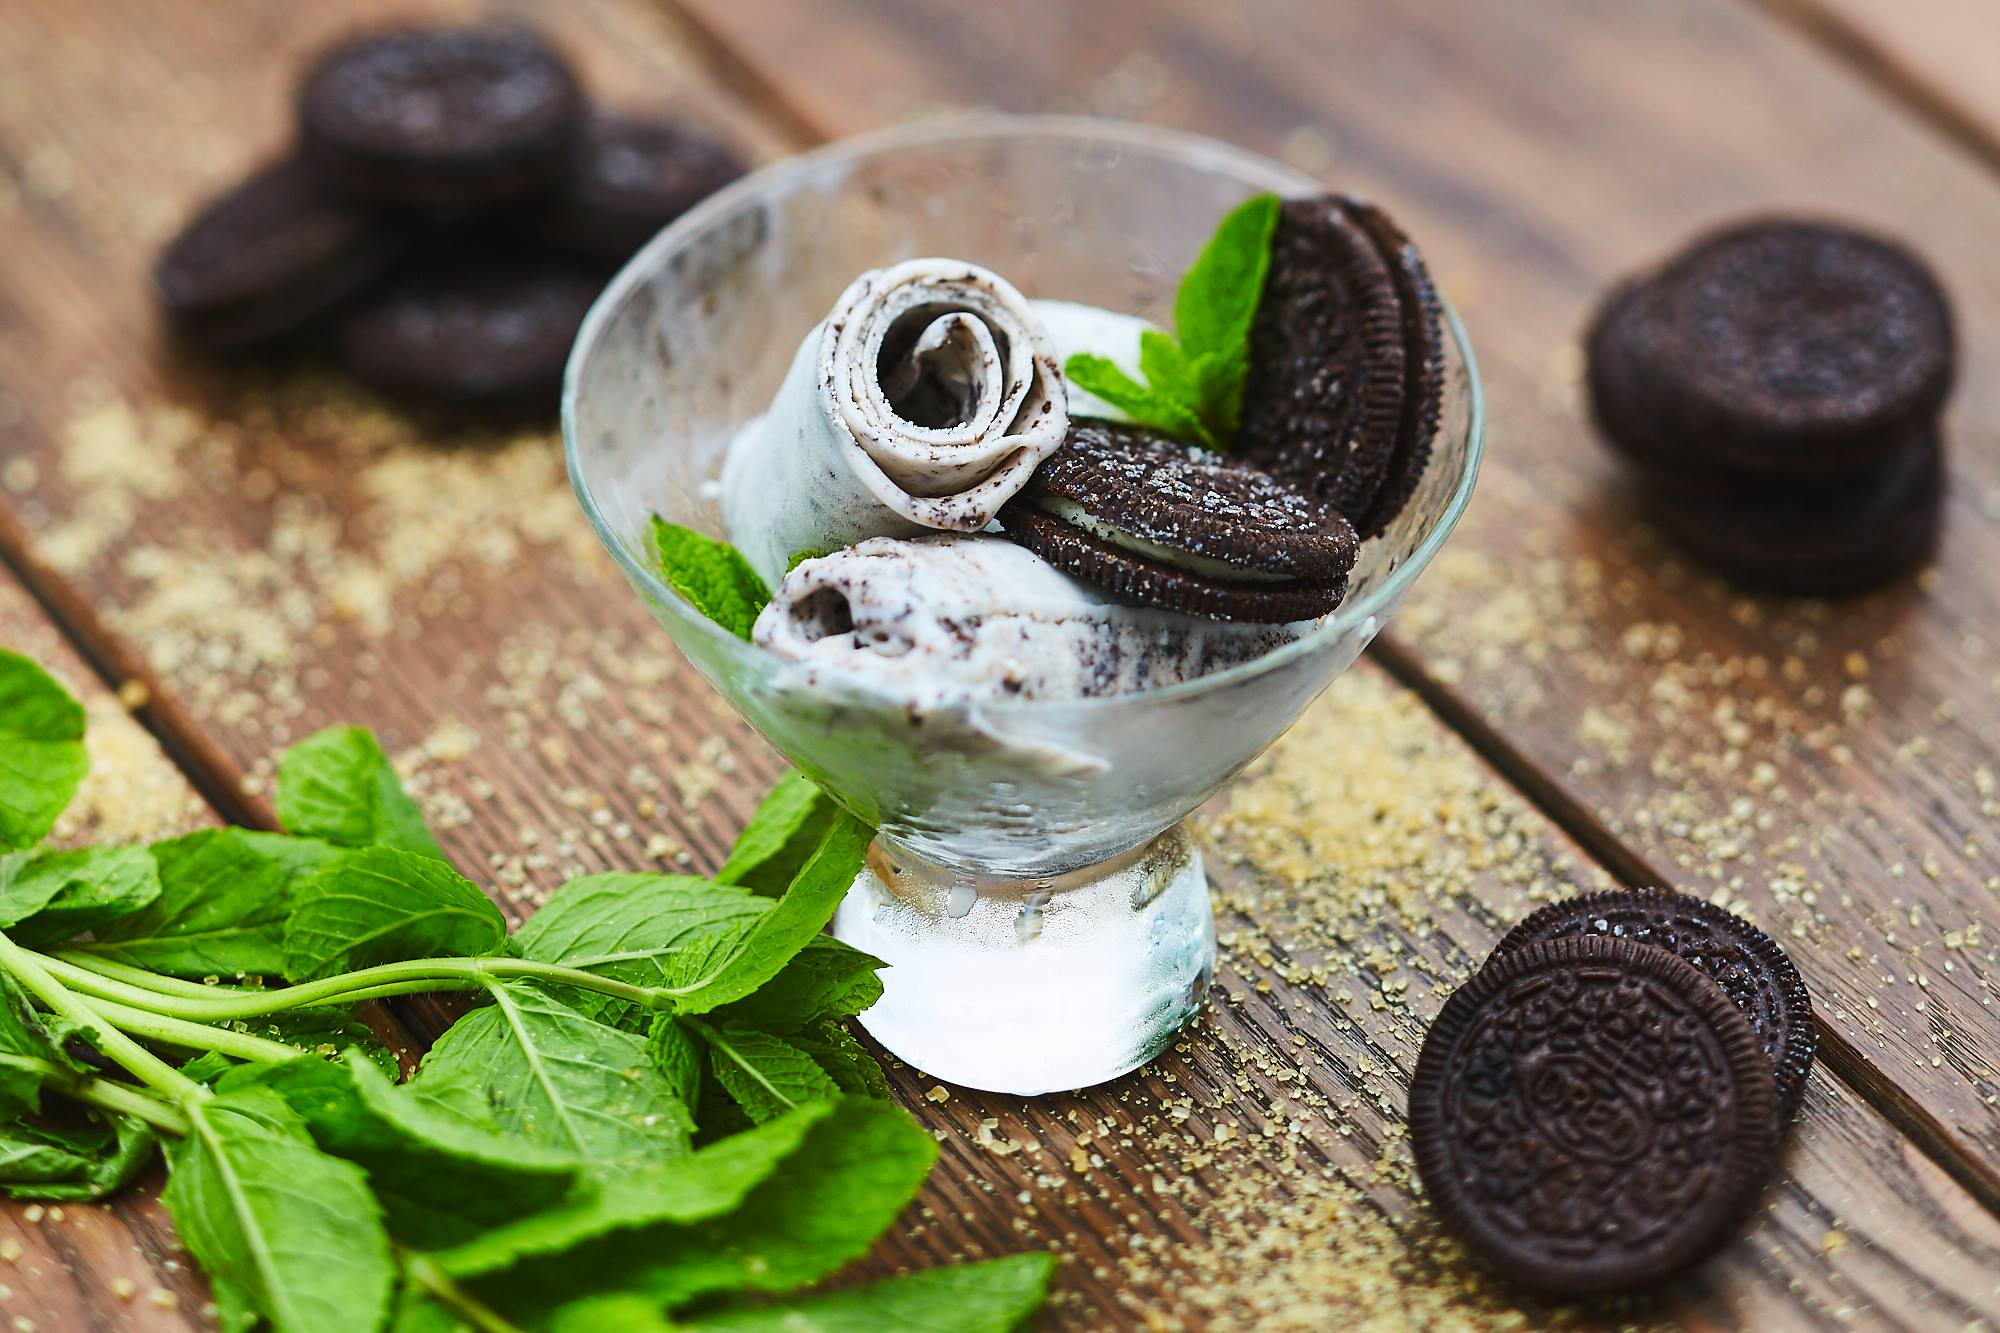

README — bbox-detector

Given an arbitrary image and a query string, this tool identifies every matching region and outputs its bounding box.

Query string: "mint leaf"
[646,1016,704,1111]
[0,1116,156,1203]
[1175,193,1281,371]
[164,1086,395,1333]
[277,727,444,861]
[696,1023,839,1124]
[0,844,160,944]
[412,981,693,1172]
[551,1295,675,1333]
[224,1051,579,1250]
[431,1102,835,1281]
[715,771,837,896]
[515,872,772,1027]
[0,650,88,852]
[650,518,770,641]
[685,1253,1057,1333]
[656,813,871,1015]
[786,1020,889,1100]
[283,846,507,982]
[230,1008,399,1076]
[81,828,343,977]
[786,547,837,573]
[461,1098,935,1319]
[715,937,883,1033]
[1062,193,1278,450]
[0,973,96,1119]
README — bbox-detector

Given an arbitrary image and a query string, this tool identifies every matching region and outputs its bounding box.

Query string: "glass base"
[831,824,1215,1095]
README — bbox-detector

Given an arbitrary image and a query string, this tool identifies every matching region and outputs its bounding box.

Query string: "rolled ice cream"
[721,259,1068,584]
[754,534,1299,706]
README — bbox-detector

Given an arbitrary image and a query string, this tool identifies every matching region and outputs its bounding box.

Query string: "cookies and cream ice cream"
[721,259,1068,584]
[754,535,1298,706]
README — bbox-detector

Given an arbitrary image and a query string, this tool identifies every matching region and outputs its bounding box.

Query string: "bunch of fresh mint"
[1064,193,1280,451]
[0,648,1052,1332]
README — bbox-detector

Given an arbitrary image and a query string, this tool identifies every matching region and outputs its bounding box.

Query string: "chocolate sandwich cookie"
[537,114,746,263]
[1411,935,1778,1297]
[299,25,583,214]
[1237,194,1444,536]
[1642,435,1944,596]
[1588,219,1955,477]
[154,159,407,352]
[336,254,602,412]
[1495,888,1816,1119]
[997,421,1357,622]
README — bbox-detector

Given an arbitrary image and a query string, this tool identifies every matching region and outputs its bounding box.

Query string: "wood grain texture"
[669,0,2000,1205]
[0,0,1996,1325]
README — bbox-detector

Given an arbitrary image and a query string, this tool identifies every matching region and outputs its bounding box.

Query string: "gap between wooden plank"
[0,503,455,1044]
[1750,0,2000,180]
[651,0,2000,1221]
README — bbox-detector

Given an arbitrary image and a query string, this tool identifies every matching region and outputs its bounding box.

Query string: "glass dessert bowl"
[565,117,1483,1094]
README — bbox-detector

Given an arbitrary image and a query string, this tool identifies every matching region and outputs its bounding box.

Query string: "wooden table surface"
[2,0,1998,1328]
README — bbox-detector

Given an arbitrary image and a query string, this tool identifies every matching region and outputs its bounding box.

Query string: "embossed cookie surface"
[1410,935,1778,1295]
[1496,889,1816,1119]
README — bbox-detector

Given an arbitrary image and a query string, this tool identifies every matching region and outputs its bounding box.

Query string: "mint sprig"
[1064,192,1280,450]
[0,657,1054,1332]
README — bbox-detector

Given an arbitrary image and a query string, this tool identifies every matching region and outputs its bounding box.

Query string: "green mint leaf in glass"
[0,1116,158,1203]
[683,1252,1058,1333]
[412,980,694,1172]
[454,1098,934,1320]
[785,546,838,573]
[283,846,507,982]
[650,517,771,641]
[0,650,89,853]
[714,937,883,1034]
[277,726,445,862]
[657,813,872,1015]
[514,872,772,1027]
[222,1051,579,1251]
[80,828,344,978]
[695,1023,839,1124]
[1174,193,1280,377]
[429,1102,835,1281]
[163,1085,396,1333]
[0,844,161,944]
[785,1019,890,1100]
[715,770,837,896]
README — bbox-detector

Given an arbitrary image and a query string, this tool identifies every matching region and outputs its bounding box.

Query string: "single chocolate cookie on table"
[1237,193,1444,538]
[536,114,746,262]
[996,420,1358,623]
[1588,219,1954,478]
[298,25,584,214]
[153,159,408,352]
[1410,935,1778,1297]
[336,254,603,412]
[1495,887,1817,1119]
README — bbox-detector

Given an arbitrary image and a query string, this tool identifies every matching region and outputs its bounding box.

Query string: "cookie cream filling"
[1028,496,1296,584]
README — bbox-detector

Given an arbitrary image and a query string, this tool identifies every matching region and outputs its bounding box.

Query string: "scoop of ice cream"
[753,534,1298,706]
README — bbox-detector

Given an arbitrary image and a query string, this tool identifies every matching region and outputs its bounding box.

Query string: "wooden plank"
[0,0,1994,1325]
[0,572,212,1332]
[668,0,2000,1205]
[1759,0,2000,176]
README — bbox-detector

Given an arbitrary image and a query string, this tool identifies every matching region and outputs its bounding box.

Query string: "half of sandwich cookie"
[997,421,1357,623]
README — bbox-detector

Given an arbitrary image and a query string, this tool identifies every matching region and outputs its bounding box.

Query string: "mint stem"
[55,953,273,1000]
[41,952,666,1021]
[401,1251,527,1333]
[0,1053,191,1136]
[84,996,306,1064]
[0,932,206,1106]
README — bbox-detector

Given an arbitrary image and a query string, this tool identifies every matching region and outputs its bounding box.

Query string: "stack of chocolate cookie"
[1587,219,1954,594]
[154,24,744,416]
[1411,887,1815,1297]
